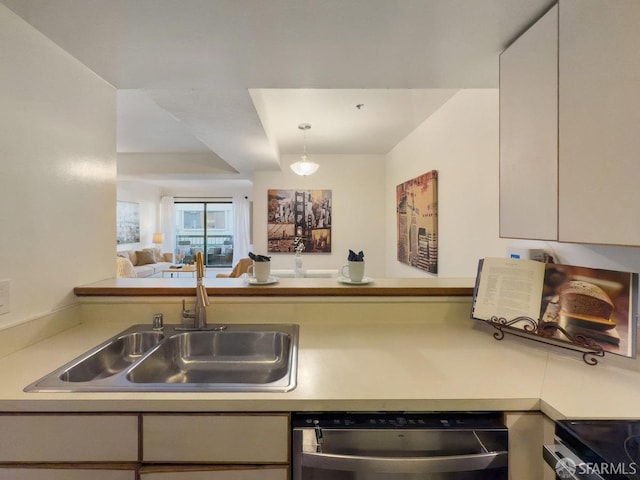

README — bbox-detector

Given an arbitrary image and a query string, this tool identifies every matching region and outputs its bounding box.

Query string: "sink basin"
[24,323,298,392]
[60,331,164,382]
[127,330,292,385]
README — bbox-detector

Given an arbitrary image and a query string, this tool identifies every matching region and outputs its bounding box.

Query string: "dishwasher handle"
[543,443,606,480]
[300,450,508,474]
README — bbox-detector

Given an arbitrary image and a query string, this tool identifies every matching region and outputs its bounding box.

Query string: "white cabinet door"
[0,414,139,462]
[142,414,289,463]
[140,466,288,480]
[501,0,640,245]
[500,5,558,240]
[558,0,640,245]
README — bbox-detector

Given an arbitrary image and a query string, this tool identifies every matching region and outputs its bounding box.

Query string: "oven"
[543,420,640,479]
[292,412,508,480]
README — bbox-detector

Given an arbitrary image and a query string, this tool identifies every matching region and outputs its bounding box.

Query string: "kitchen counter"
[1,293,639,419]
[0,296,546,413]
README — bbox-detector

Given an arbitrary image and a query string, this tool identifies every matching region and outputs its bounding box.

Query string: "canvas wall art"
[267,189,332,253]
[396,170,438,273]
[116,201,140,244]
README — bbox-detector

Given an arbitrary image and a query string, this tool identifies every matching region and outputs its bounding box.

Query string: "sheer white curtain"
[160,196,175,259]
[232,195,251,265]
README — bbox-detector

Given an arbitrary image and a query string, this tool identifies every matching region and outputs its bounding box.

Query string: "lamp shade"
[290,155,320,176]
[152,232,164,244]
[291,123,319,176]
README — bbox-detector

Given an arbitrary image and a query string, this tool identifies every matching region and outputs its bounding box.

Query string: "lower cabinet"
[0,466,137,480]
[0,414,139,462]
[2,410,556,478]
[0,412,291,477]
[505,412,556,480]
[141,413,290,463]
[139,465,288,480]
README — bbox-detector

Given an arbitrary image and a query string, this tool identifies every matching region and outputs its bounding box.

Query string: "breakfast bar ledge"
[73,277,476,297]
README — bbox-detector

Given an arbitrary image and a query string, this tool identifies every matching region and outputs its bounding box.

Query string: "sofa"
[116,248,174,278]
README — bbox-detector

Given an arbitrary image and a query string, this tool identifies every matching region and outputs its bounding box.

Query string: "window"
[174,201,234,267]
[206,210,226,230]
[183,210,202,229]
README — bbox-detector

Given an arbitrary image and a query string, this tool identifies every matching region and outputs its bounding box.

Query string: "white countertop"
[1,297,639,419]
[0,316,544,413]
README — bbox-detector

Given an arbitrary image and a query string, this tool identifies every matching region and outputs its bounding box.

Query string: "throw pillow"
[143,247,163,263]
[135,250,156,266]
[116,257,137,278]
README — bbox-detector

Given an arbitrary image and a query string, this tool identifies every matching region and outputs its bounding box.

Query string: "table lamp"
[152,232,164,246]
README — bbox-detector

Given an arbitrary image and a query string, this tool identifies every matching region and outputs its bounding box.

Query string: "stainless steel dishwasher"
[292,412,508,480]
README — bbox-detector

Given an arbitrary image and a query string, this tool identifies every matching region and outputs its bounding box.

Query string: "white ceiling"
[1,0,555,187]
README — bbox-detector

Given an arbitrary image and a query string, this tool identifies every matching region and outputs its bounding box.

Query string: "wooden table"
[162,266,197,278]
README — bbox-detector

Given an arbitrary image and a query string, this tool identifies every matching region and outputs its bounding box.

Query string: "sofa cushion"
[135,250,156,266]
[133,265,155,277]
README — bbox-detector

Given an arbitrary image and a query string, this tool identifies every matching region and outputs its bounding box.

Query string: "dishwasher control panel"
[293,412,506,429]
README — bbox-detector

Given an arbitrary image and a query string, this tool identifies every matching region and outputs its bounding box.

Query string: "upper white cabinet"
[500,0,640,246]
[500,5,558,241]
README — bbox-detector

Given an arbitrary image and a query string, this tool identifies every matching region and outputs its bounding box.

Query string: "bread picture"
[559,280,615,330]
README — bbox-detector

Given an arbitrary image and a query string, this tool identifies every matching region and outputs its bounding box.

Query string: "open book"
[472,257,637,358]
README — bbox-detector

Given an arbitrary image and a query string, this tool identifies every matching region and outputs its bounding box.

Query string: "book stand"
[484,315,605,366]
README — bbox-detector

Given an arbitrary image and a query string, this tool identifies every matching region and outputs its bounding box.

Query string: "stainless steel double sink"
[25,323,298,392]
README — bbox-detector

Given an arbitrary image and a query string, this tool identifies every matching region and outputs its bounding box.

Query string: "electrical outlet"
[0,279,10,315]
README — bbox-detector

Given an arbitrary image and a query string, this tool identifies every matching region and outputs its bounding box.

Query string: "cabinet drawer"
[140,466,288,480]
[142,414,289,463]
[0,414,139,462]
[0,467,136,480]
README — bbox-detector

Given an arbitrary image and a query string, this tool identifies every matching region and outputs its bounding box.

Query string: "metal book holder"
[483,315,605,366]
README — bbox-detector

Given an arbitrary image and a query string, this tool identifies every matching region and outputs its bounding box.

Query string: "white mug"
[341,261,365,282]
[247,261,271,282]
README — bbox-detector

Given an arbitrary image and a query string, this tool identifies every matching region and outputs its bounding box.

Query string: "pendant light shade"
[290,123,319,176]
[290,153,319,176]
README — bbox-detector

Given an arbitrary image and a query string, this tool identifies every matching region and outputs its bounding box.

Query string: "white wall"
[0,5,116,329]
[253,154,386,276]
[115,178,253,259]
[116,181,163,251]
[386,90,510,277]
[386,88,640,279]
[507,240,640,275]
[160,182,252,201]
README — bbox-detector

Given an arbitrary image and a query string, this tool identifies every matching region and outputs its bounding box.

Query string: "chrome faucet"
[180,252,226,331]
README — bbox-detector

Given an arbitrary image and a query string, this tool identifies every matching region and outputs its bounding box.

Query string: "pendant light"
[290,123,319,176]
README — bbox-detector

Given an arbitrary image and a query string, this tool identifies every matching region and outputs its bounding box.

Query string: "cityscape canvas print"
[116,201,140,244]
[396,170,438,273]
[267,189,332,253]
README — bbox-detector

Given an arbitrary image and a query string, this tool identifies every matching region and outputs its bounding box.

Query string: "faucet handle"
[181,299,195,320]
[152,313,164,330]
